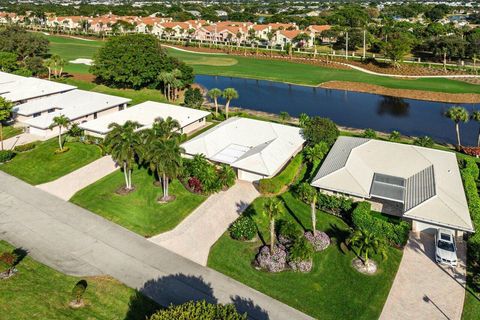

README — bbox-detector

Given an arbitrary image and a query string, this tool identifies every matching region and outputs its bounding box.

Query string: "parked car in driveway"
[435,228,457,267]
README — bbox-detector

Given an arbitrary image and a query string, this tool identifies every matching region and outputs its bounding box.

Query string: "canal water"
[195,75,479,146]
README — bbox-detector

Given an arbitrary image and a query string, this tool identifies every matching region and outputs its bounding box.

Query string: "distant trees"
[91,34,193,90]
[0,97,13,150]
[381,32,413,67]
[184,88,204,108]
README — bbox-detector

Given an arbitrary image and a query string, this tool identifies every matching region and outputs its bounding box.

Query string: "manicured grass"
[59,79,168,105]
[0,139,102,185]
[42,34,479,94]
[0,240,158,320]
[1,125,22,141]
[207,192,402,320]
[70,167,206,237]
[463,283,480,319]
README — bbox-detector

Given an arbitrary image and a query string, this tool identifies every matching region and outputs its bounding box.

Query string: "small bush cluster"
[460,159,480,265]
[149,300,247,320]
[258,154,303,194]
[187,177,203,193]
[288,237,314,273]
[316,192,353,218]
[183,155,235,194]
[0,150,15,163]
[229,216,257,241]
[304,231,331,252]
[254,244,288,273]
[277,219,301,245]
[351,202,410,246]
[362,128,377,139]
[13,142,36,152]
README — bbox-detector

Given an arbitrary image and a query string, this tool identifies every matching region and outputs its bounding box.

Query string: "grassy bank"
[43,34,479,94]
[71,167,206,237]
[1,126,22,141]
[208,192,402,320]
[0,240,158,320]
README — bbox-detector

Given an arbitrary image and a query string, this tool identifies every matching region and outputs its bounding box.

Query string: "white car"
[435,229,457,267]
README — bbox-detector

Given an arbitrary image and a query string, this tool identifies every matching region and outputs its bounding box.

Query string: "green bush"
[301,116,339,146]
[362,128,377,139]
[461,159,480,264]
[258,153,303,194]
[351,202,410,246]
[289,237,314,262]
[13,142,36,152]
[277,219,301,243]
[229,216,257,241]
[316,192,353,217]
[0,150,15,163]
[149,300,247,320]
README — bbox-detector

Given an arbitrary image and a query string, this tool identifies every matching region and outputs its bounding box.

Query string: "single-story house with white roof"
[311,136,474,235]
[0,71,76,104]
[79,101,210,138]
[181,117,305,182]
[19,90,131,138]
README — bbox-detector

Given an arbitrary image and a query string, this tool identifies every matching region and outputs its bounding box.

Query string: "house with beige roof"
[311,136,474,235]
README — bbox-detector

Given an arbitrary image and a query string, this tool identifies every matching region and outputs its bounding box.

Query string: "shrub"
[68,123,84,137]
[184,88,204,108]
[0,150,15,163]
[13,142,36,152]
[276,219,301,245]
[229,216,257,241]
[413,136,434,148]
[461,159,480,265]
[301,116,339,146]
[149,300,246,320]
[316,192,353,217]
[257,153,303,194]
[188,177,203,194]
[362,128,377,139]
[389,130,401,142]
[304,231,330,251]
[254,244,287,273]
[71,280,87,304]
[351,202,410,246]
[289,236,314,262]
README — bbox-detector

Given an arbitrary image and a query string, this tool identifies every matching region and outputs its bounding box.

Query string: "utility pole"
[363,29,366,60]
[345,31,348,60]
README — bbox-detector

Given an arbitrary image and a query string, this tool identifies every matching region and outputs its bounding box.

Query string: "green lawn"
[462,257,480,319]
[208,192,402,320]
[70,167,206,237]
[0,139,102,185]
[1,125,22,141]
[42,34,479,94]
[0,240,158,320]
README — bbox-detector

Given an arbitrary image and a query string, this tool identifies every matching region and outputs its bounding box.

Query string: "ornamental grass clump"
[288,237,314,273]
[254,244,287,273]
[304,230,331,252]
[229,216,257,241]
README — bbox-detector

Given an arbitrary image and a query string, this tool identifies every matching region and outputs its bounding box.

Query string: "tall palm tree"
[170,69,183,101]
[263,198,283,254]
[207,88,222,117]
[304,143,328,165]
[297,182,318,234]
[347,229,388,265]
[222,88,239,119]
[471,110,480,147]
[445,106,469,147]
[104,121,142,191]
[49,115,70,151]
[0,97,13,151]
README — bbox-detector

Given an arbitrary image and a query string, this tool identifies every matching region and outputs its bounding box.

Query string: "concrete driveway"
[380,232,467,320]
[0,172,311,320]
[2,132,42,150]
[150,181,259,266]
[37,156,119,200]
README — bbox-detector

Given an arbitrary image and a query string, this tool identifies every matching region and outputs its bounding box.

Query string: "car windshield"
[438,240,455,252]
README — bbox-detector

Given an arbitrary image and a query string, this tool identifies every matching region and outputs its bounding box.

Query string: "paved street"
[380,232,467,320]
[37,155,119,200]
[0,172,311,320]
[150,181,259,265]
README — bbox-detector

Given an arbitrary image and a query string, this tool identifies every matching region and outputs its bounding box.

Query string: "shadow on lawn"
[125,273,269,320]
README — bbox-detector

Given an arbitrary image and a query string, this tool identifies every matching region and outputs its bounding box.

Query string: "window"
[198,118,203,123]
[48,108,55,113]
[119,105,125,111]
[93,112,98,119]
[33,112,41,118]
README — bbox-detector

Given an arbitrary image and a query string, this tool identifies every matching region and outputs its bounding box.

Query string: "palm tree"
[207,88,222,117]
[43,58,54,80]
[304,142,328,164]
[347,229,388,265]
[218,164,236,188]
[158,71,174,101]
[49,115,70,151]
[263,198,283,254]
[148,117,181,141]
[445,106,469,147]
[297,182,318,234]
[298,113,310,128]
[222,88,239,119]
[104,121,142,191]
[471,110,480,147]
[170,69,183,101]
[389,130,401,142]
[0,97,13,151]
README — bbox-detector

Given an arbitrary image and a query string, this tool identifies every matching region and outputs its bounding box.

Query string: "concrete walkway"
[150,181,259,266]
[0,172,309,320]
[37,156,119,200]
[380,232,467,320]
[2,132,42,150]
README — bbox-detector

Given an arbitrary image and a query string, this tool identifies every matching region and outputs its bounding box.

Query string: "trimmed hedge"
[0,150,15,163]
[149,300,247,320]
[461,159,480,264]
[258,153,303,195]
[229,216,257,241]
[13,142,36,152]
[352,201,410,246]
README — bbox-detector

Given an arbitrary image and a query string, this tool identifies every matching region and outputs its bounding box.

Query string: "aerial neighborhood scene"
[1,0,480,319]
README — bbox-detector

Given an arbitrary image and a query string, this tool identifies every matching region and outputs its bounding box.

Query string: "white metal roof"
[21,90,131,129]
[79,101,210,134]
[311,137,474,232]
[0,72,76,103]
[181,117,305,176]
